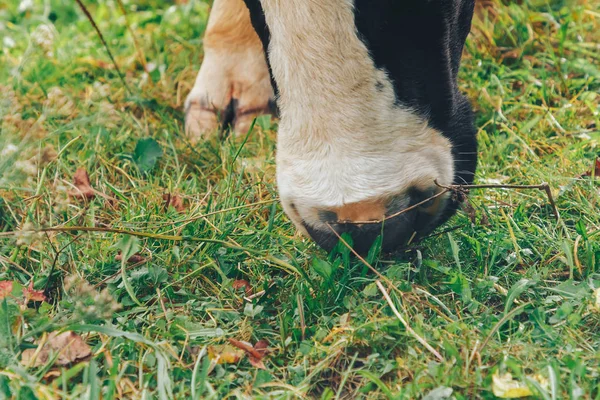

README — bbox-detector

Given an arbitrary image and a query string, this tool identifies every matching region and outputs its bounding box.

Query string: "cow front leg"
[185,0,274,140]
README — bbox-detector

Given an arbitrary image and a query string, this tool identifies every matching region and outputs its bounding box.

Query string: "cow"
[185,0,479,254]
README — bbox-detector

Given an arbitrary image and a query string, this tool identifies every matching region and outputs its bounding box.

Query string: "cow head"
[244,0,478,253]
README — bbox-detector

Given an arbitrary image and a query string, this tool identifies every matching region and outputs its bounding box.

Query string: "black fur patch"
[352,0,478,188]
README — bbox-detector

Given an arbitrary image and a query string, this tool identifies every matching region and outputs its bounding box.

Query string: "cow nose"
[300,194,440,254]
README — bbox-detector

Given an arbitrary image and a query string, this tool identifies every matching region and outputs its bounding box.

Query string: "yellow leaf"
[594,288,600,311]
[492,372,532,398]
[207,345,243,365]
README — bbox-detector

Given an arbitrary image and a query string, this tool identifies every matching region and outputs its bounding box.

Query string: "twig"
[376,280,444,362]
[333,180,560,226]
[74,0,131,94]
[434,180,560,220]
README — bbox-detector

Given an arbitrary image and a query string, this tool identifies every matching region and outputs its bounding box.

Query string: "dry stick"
[434,180,561,220]
[74,0,131,95]
[340,180,560,226]
[376,280,444,362]
[342,189,450,225]
[325,224,445,362]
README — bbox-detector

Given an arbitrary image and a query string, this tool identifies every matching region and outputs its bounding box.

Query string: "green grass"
[1,0,599,398]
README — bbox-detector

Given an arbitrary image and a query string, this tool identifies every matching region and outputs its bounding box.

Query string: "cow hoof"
[184,49,274,141]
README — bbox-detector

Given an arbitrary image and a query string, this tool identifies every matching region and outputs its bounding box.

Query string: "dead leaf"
[492,372,549,399]
[249,339,269,369]
[228,339,262,359]
[115,253,146,264]
[68,168,95,200]
[228,338,269,369]
[582,158,600,179]
[254,339,269,354]
[21,331,92,367]
[248,356,266,369]
[0,281,13,299]
[232,279,252,296]
[163,193,186,212]
[23,282,46,303]
[207,344,244,364]
[492,372,532,398]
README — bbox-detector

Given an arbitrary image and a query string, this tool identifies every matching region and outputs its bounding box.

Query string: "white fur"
[259,0,454,230]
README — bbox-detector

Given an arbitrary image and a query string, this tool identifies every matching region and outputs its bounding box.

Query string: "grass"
[0,0,599,398]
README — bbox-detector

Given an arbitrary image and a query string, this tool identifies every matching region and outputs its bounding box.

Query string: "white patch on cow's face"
[260,0,454,232]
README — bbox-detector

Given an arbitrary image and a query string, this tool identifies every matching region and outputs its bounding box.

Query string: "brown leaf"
[23,282,46,303]
[0,281,13,299]
[115,253,146,264]
[68,168,95,200]
[249,339,269,369]
[163,193,186,212]
[228,338,269,370]
[582,158,600,178]
[253,339,269,357]
[248,356,266,369]
[21,331,92,367]
[232,279,253,296]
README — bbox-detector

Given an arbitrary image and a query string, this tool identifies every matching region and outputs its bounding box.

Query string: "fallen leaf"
[0,281,13,299]
[68,168,95,200]
[492,372,532,398]
[207,344,244,364]
[593,288,600,311]
[228,338,269,369]
[23,282,46,303]
[582,158,600,179]
[249,339,269,369]
[115,253,146,264]
[21,331,92,367]
[232,279,252,296]
[492,372,549,398]
[253,339,269,355]
[162,193,186,212]
[248,356,266,370]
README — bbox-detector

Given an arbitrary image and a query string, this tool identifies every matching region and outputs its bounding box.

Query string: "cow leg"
[185,0,274,140]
